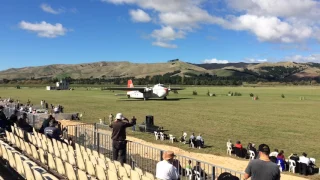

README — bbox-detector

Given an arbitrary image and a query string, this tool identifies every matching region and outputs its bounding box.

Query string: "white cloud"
[224,15,313,43]
[40,3,64,14]
[203,58,229,64]
[151,26,185,41]
[247,58,268,63]
[103,0,320,47]
[19,21,68,38]
[152,41,177,48]
[226,0,320,20]
[284,54,320,63]
[129,9,151,22]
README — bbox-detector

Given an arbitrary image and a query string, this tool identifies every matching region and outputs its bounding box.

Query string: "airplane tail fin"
[127,79,134,88]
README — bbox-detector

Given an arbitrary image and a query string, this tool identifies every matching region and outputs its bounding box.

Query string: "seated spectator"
[234,141,245,158]
[184,160,193,177]
[269,149,279,157]
[44,121,67,144]
[185,160,192,170]
[180,132,187,143]
[299,152,311,175]
[269,156,278,164]
[288,153,300,173]
[39,115,54,133]
[196,134,204,148]
[235,141,242,149]
[6,110,18,131]
[250,144,258,159]
[0,106,6,121]
[9,110,18,124]
[193,161,207,179]
[156,151,179,180]
[53,106,59,114]
[17,113,32,132]
[189,133,195,147]
[277,150,285,161]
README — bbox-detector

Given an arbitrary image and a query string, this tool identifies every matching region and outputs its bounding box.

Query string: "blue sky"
[1,0,320,71]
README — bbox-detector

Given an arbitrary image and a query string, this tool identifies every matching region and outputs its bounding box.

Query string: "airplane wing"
[104,87,146,91]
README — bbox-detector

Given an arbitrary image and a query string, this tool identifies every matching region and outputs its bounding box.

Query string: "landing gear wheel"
[143,98,147,101]
[127,95,130,99]
[164,96,167,100]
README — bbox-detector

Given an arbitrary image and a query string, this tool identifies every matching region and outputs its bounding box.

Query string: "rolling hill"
[0,60,319,81]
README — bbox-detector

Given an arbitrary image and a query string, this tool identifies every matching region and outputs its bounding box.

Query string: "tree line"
[1,69,319,86]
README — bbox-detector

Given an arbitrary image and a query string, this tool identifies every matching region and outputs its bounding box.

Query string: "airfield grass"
[0,86,319,161]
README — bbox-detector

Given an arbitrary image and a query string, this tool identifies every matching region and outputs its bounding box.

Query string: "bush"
[250,93,254,97]
[281,94,285,98]
[234,92,242,96]
[192,90,198,95]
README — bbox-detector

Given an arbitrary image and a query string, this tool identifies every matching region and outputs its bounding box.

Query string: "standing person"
[156,151,179,180]
[244,144,281,180]
[45,102,48,109]
[131,116,137,131]
[109,113,134,165]
[108,113,114,125]
[40,100,43,108]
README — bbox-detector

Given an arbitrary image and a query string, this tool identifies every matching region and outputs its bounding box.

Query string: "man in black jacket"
[109,113,134,165]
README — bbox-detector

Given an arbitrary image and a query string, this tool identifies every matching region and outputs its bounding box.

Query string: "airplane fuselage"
[127,84,168,100]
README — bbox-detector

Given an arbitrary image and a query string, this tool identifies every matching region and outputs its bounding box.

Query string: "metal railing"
[1,103,244,179]
[65,124,245,179]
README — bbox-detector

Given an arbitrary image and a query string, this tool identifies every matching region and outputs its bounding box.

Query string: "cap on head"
[116,113,124,120]
[162,151,175,160]
[258,144,270,155]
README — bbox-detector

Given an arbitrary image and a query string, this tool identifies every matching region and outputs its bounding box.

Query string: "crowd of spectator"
[227,139,319,176]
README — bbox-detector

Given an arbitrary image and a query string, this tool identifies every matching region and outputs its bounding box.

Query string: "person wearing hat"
[244,144,280,180]
[109,113,134,165]
[156,151,179,180]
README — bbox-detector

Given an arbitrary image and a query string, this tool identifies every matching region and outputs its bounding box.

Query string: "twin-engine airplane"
[106,80,184,100]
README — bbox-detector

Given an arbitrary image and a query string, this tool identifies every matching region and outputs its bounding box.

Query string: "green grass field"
[0,86,319,160]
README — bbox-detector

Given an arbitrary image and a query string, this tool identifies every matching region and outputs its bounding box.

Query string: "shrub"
[234,92,242,96]
[281,94,285,98]
[250,93,254,97]
[192,90,198,95]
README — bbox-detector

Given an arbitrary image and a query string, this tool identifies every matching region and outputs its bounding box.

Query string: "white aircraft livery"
[106,80,184,100]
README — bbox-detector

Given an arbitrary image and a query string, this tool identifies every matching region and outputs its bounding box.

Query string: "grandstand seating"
[1,125,156,180]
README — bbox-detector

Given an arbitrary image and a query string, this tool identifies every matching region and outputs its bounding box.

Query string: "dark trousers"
[112,140,127,165]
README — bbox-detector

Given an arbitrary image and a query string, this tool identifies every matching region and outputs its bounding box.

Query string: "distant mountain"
[0,60,319,80]
[0,61,207,80]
